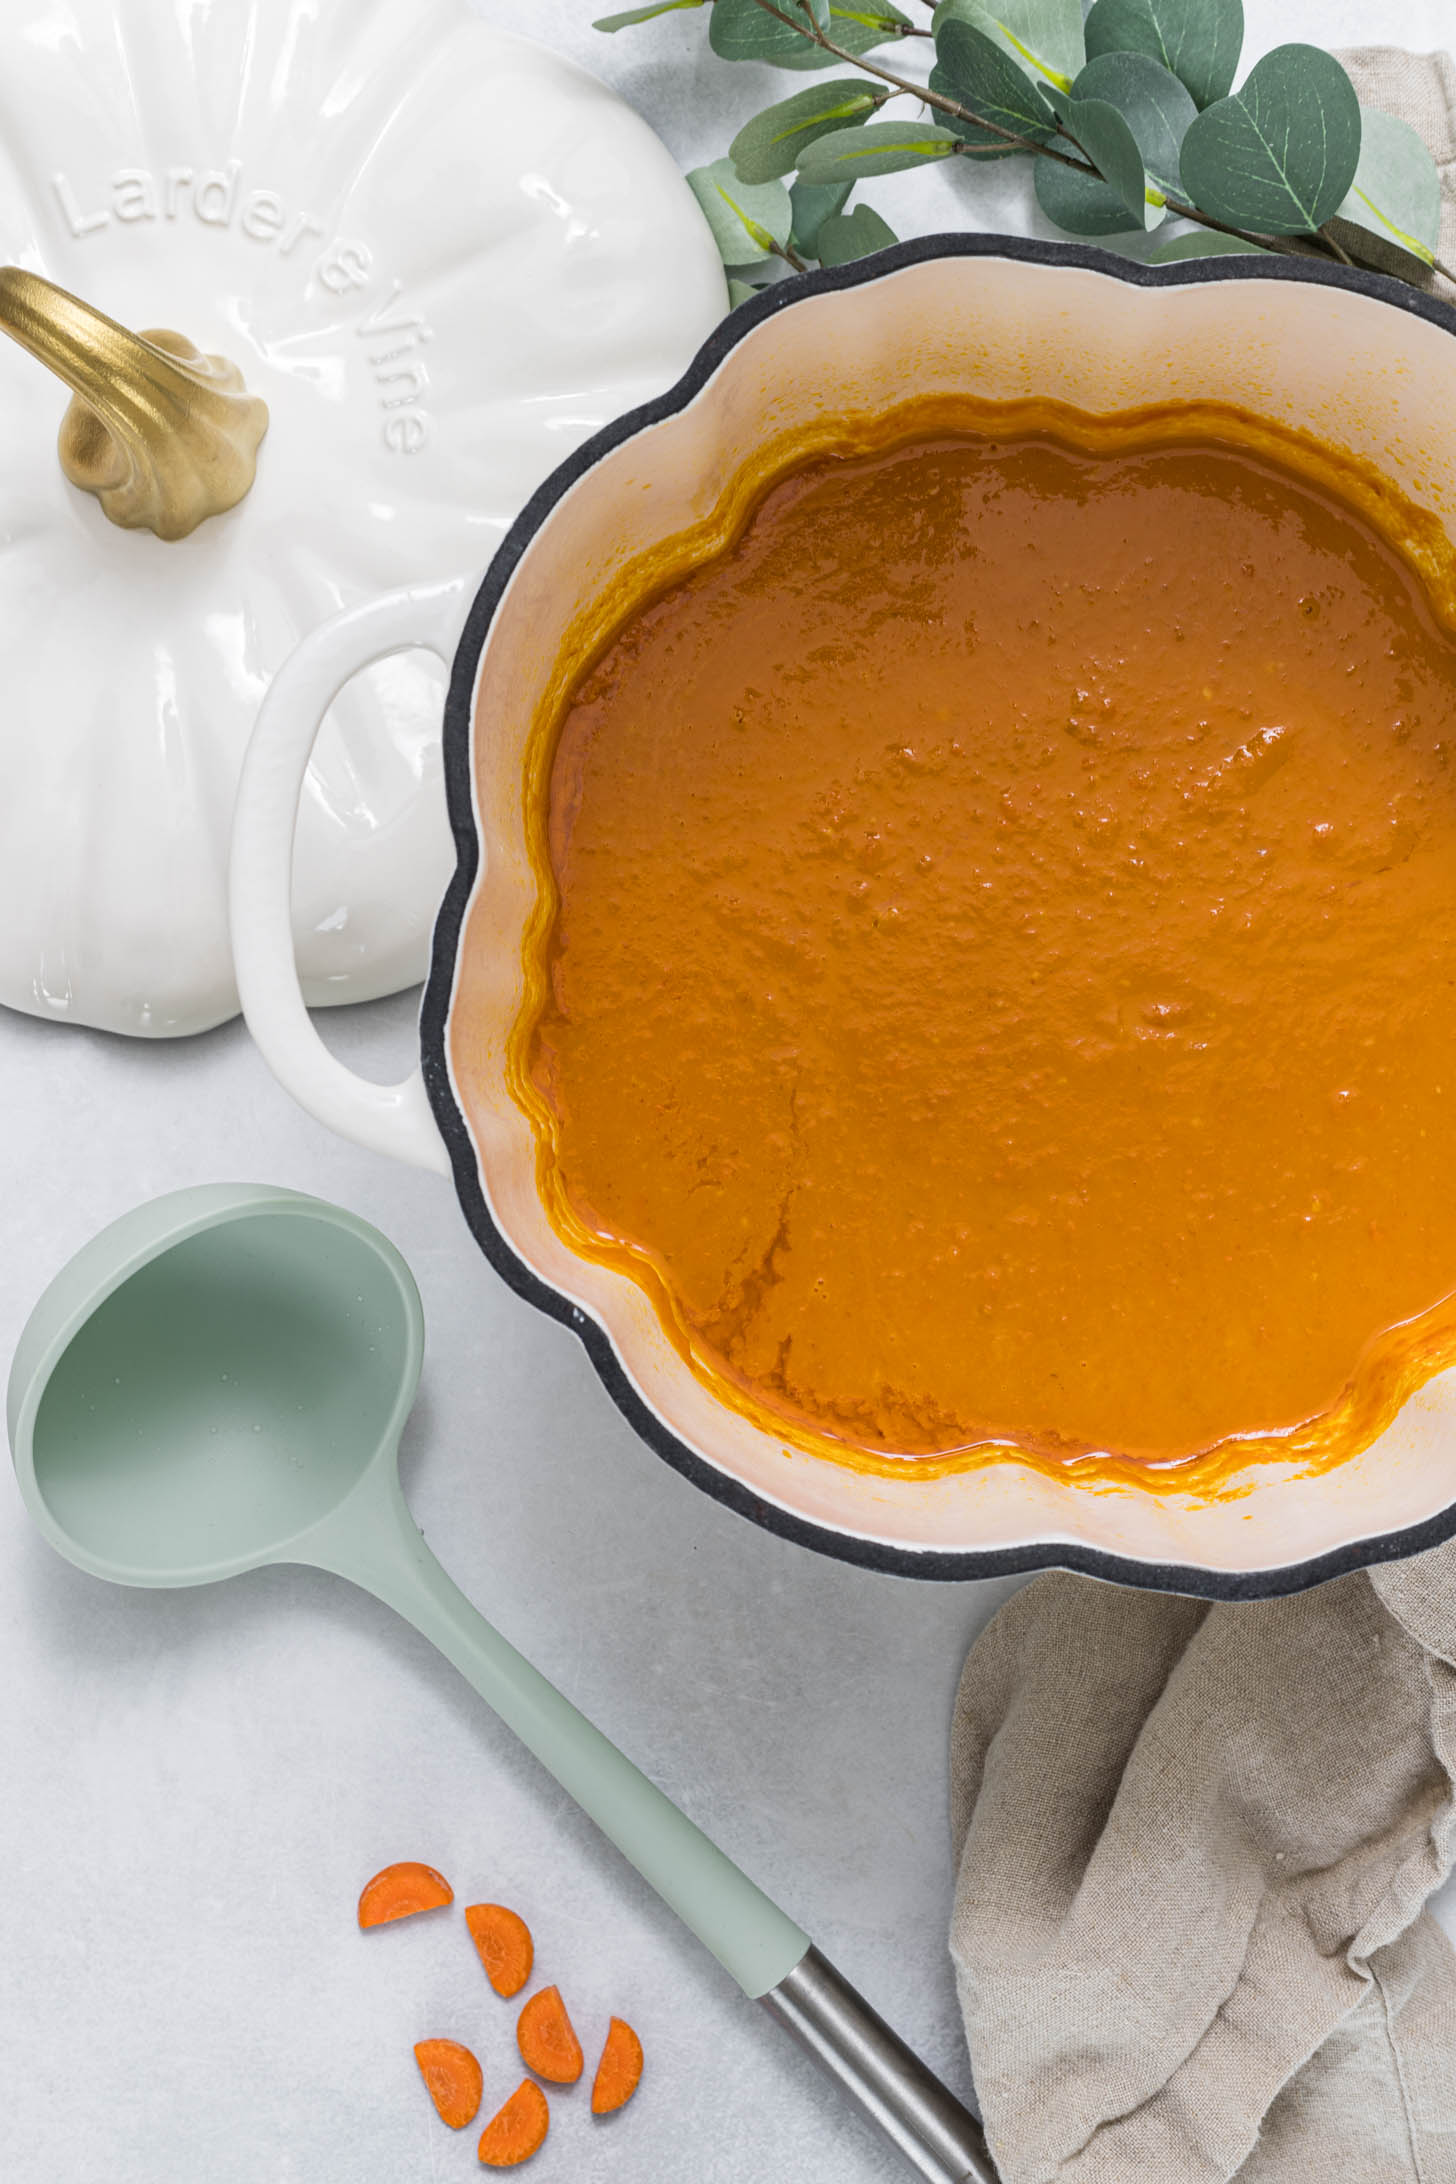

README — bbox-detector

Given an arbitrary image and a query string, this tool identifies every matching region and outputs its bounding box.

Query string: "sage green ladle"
[6,1183,993,2184]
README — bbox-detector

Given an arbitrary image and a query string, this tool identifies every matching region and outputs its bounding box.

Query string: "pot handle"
[229,576,472,1177]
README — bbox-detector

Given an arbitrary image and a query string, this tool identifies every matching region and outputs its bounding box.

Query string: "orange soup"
[512,406,1456,1483]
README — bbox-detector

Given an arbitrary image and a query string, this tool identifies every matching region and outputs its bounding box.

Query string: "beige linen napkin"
[950,1560,1456,2181]
[948,52,1456,2184]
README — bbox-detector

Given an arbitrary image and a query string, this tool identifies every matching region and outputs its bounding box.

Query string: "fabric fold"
[949,1558,1456,2182]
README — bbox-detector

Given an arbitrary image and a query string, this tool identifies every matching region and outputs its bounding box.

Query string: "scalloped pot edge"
[52,163,435,455]
[426,240,1456,1595]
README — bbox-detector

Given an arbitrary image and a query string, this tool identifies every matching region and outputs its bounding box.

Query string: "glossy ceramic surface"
[234,240,1456,1593]
[0,0,724,1035]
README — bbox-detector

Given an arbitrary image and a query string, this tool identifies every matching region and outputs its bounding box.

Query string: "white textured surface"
[2,2,1454,2179]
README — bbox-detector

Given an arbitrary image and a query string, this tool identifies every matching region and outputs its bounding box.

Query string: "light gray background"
[3,3,1454,2179]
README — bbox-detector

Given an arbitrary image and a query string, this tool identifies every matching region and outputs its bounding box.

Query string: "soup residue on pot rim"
[501,396,1456,1493]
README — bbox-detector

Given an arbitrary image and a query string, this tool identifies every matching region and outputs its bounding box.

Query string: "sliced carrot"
[591,2016,643,2116]
[477,2078,549,2168]
[516,1985,583,2084]
[357,1861,453,1929]
[466,1903,534,1999]
[414,2038,482,2129]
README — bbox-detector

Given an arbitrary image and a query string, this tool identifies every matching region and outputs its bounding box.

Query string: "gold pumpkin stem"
[0,266,268,541]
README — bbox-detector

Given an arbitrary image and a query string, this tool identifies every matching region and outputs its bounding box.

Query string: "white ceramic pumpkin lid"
[0,0,726,1037]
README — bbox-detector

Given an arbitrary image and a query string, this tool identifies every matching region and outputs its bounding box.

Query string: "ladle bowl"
[6,1182,994,2184]
[11,1183,417,1587]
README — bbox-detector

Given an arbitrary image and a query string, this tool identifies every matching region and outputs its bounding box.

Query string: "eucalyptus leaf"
[1034,148,1141,234]
[730,79,888,183]
[925,66,1024,156]
[1070,50,1196,201]
[1150,227,1267,258]
[789,177,853,253]
[1083,0,1242,109]
[1335,104,1441,266]
[727,276,767,306]
[805,0,831,28]
[594,0,706,27]
[932,0,1084,92]
[797,120,962,181]
[1178,44,1361,235]
[932,17,1056,156]
[686,159,793,265]
[1034,95,1151,235]
[817,202,900,263]
[709,0,910,70]
[1061,96,1150,220]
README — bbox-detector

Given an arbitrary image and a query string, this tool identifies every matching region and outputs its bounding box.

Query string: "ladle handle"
[313,1473,996,2182]
[313,1465,810,1996]
[230,578,469,1176]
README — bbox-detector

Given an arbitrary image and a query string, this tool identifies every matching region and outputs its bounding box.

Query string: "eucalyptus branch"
[1046,117,1297,254]
[1163,203,1282,248]
[750,0,1376,273]
[1047,118,1263,248]
[771,235,812,271]
[750,0,1112,173]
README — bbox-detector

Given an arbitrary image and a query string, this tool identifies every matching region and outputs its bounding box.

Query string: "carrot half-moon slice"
[478,2078,549,2167]
[466,1902,534,1998]
[357,1861,453,1929]
[591,2016,643,2116]
[516,1985,583,2084]
[414,2038,482,2129]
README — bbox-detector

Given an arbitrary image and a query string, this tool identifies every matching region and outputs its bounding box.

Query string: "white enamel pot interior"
[232,237,1456,1597]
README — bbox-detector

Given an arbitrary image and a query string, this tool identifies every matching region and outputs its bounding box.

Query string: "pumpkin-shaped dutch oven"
[232,237,1456,1598]
[0,0,724,1035]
